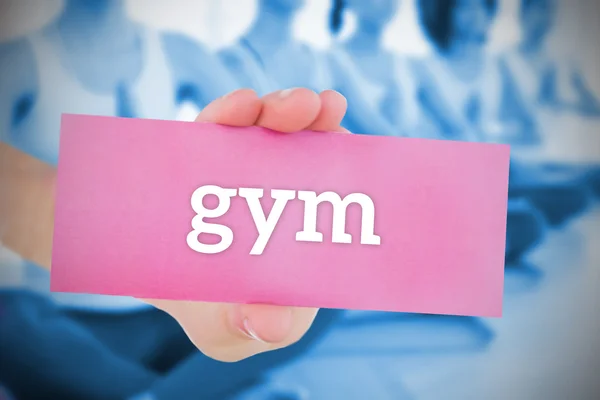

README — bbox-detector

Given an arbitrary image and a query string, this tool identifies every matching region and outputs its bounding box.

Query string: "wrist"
[0,141,56,269]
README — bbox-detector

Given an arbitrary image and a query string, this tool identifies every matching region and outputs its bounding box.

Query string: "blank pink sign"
[51,114,509,317]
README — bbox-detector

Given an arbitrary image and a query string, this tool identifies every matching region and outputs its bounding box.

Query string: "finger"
[143,298,318,361]
[257,88,321,132]
[306,90,349,133]
[195,89,263,127]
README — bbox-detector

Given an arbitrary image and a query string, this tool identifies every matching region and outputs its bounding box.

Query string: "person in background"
[218,0,331,96]
[218,0,397,137]
[414,0,590,235]
[502,0,600,201]
[0,0,239,167]
[411,0,534,143]
[323,0,496,354]
[0,0,238,339]
[503,0,600,118]
[327,0,418,136]
[406,0,547,264]
[0,0,342,398]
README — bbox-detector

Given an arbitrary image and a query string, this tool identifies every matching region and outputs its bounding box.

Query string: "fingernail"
[239,318,267,343]
[279,88,298,99]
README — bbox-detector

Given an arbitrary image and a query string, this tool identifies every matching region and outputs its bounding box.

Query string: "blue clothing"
[0,288,343,400]
[219,39,332,96]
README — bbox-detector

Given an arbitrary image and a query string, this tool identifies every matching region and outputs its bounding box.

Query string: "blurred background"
[0,0,599,399]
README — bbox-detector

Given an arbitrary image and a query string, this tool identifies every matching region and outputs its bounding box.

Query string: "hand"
[1,87,348,362]
[144,87,348,361]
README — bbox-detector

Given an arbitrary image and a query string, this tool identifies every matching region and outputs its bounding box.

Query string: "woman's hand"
[144,88,348,362]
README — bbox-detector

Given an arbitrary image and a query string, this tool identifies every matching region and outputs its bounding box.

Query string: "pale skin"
[0,86,349,362]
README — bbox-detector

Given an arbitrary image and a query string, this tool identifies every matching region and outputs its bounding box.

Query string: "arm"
[496,57,541,145]
[327,54,402,137]
[538,63,560,108]
[414,75,479,142]
[162,33,240,109]
[569,67,600,116]
[217,47,258,92]
[540,60,600,117]
[0,141,56,271]
[0,40,54,270]
[380,80,405,134]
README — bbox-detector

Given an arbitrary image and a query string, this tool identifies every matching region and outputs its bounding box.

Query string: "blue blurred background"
[0,0,599,399]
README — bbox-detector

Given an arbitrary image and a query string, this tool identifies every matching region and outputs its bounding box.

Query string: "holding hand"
[0,87,349,363]
[145,87,349,362]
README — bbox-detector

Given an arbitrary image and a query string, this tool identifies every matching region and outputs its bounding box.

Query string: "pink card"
[51,114,509,317]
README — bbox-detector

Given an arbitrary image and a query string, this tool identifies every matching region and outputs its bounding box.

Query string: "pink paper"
[51,114,509,317]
